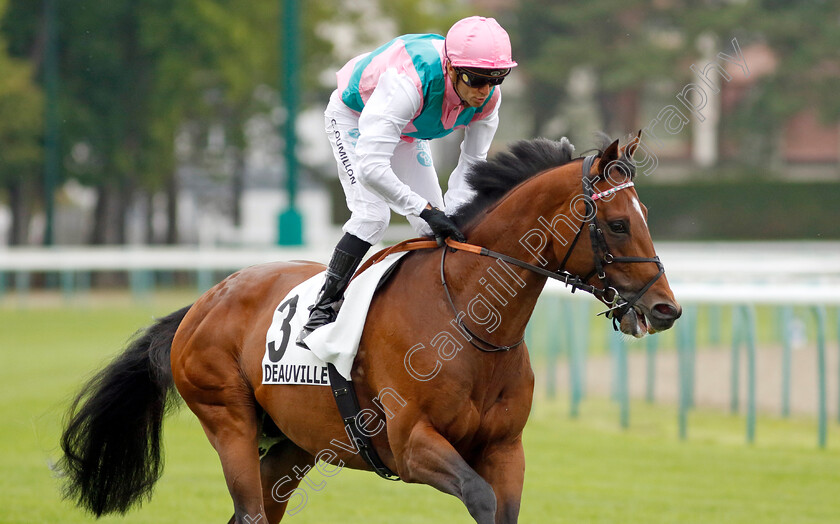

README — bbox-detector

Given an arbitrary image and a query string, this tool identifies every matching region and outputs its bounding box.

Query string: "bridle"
[440,154,665,352]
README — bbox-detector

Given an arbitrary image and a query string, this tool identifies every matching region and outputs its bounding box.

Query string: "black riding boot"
[297,235,370,347]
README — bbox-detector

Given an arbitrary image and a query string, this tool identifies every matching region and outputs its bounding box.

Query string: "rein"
[439,246,525,352]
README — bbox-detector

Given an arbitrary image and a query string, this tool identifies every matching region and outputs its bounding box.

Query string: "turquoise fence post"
[158,270,175,288]
[129,270,139,298]
[730,307,743,414]
[607,325,629,428]
[129,270,153,301]
[15,271,30,303]
[617,333,629,428]
[61,270,74,302]
[678,324,689,441]
[744,305,757,444]
[610,323,620,402]
[676,305,698,440]
[814,305,827,449]
[0,271,6,299]
[544,296,561,400]
[576,301,589,399]
[686,307,697,408]
[677,307,697,410]
[780,305,793,418]
[645,334,658,403]
[564,300,581,418]
[198,269,214,294]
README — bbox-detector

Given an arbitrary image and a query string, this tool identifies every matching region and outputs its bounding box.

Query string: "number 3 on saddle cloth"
[262,252,408,386]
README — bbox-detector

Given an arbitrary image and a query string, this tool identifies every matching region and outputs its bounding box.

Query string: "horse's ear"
[598,139,620,175]
[624,130,642,159]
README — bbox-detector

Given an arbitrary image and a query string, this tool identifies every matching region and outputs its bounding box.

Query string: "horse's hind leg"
[396,422,497,524]
[195,400,266,523]
[257,440,314,523]
[180,385,266,523]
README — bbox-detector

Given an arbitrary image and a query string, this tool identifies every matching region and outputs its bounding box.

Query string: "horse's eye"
[609,221,627,234]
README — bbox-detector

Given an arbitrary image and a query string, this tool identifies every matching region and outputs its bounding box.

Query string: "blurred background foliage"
[0,0,838,245]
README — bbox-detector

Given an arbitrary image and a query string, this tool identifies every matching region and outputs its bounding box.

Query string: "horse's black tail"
[57,305,192,517]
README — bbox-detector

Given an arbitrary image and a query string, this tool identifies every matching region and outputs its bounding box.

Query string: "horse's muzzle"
[643,301,682,333]
[615,298,680,338]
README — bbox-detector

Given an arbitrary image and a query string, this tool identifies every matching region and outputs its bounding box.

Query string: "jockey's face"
[447,64,492,108]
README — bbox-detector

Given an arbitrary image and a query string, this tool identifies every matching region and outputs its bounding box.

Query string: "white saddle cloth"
[262,252,406,385]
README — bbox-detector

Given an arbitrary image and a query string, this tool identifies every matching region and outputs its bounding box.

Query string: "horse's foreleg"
[472,439,526,524]
[396,422,497,524]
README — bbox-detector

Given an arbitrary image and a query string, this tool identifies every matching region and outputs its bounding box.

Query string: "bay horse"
[58,135,681,523]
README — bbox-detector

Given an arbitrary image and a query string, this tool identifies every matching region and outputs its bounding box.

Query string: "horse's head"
[573,134,681,336]
[453,135,680,338]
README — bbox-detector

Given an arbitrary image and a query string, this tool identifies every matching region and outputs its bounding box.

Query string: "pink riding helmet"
[444,16,518,70]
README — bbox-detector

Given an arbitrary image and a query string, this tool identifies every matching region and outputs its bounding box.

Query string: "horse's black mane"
[450,137,575,227]
[450,134,634,228]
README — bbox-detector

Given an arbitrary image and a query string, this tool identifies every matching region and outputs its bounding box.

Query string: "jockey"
[298,16,517,346]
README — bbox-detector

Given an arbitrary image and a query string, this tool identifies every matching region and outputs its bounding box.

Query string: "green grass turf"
[2,294,840,523]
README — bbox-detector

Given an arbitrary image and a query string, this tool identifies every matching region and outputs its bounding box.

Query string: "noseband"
[440,154,664,352]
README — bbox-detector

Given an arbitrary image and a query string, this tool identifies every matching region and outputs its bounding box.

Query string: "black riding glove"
[420,206,466,246]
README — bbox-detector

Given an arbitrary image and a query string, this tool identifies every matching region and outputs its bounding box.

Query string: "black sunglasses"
[454,67,510,88]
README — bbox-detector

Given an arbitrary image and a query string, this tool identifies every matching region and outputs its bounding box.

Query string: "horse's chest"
[442,390,529,447]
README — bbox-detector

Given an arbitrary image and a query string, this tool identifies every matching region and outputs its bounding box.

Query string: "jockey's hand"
[420,205,466,246]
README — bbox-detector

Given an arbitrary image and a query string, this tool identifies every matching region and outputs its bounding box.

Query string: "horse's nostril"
[653,303,680,319]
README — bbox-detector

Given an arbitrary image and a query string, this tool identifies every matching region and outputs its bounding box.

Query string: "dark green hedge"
[638,181,840,240]
[327,176,840,240]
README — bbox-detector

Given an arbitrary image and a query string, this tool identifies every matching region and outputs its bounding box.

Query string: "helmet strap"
[446,61,469,106]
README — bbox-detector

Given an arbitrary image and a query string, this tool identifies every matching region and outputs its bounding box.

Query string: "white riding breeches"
[324,90,441,245]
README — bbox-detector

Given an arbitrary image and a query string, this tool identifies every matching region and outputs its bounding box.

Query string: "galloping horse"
[59,135,681,523]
